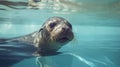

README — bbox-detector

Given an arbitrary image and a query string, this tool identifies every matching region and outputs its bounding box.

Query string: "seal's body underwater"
[0,17,74,67]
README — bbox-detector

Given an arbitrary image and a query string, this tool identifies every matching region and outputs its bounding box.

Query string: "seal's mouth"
[58,37,69,43]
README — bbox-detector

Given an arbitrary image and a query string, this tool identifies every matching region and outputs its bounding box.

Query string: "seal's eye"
[49,23,56,28]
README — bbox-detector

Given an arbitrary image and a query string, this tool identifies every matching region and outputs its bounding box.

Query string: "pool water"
[0,0,120,67]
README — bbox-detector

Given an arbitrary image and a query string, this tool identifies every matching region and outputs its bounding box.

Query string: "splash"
[64,53,96,67]
[36,57,43,67]
[36,56,54,67]
[36,52,96,67]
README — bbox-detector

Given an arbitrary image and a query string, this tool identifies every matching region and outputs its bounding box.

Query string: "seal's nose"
[62,27,69,32]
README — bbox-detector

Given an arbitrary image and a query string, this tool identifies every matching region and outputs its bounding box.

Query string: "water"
[0,0,120,67]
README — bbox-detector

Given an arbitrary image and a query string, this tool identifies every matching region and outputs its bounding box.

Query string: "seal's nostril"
[62,28,66,31]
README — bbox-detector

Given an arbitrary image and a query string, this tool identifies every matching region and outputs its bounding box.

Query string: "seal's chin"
[57,36,69,43]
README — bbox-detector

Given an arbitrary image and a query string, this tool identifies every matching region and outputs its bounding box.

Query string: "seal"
[0,16,74,67]
[14,16,74,56]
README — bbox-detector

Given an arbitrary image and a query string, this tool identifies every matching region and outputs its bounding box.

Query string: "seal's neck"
[12,32,39,45]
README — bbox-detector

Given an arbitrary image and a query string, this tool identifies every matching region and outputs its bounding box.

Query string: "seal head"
[36,17,74,54]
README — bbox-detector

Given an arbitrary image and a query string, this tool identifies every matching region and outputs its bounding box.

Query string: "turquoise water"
[0,0,120,67]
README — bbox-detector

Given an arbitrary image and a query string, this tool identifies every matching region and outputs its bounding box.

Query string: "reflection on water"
[0,0,120,26]
[0,0,120,14]
[0,0,27,10]
[0,0,120,67]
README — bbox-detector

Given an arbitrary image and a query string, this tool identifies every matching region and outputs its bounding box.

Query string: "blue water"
[0,0,120,67]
